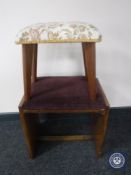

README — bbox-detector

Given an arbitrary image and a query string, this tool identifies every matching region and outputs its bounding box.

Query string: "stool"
[16,22,109,159]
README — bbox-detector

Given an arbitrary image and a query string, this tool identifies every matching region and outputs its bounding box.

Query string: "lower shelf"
[19,76,109,112]
[38,135,92,141]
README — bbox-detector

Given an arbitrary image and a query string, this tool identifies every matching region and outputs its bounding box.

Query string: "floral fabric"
[16,22,101,44]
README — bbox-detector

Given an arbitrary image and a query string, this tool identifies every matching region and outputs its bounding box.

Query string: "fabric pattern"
[16,22,101,44]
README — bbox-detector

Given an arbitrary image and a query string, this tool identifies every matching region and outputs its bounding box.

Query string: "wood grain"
[84,42,96,101]
[93,110,109,157]
[22,44,33,101]
[19,110,39,159]
[38,135,92,141]
[31,44,38,83]
[19,42,109,159]
[82,43,88,77]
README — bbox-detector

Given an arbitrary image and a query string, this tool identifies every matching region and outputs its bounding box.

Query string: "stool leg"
[82,43,88,77]
[31,44,38,83]
[94,110,109,157]
[22,44,34,101]
[19,110,39,159]
[83,42,96,101]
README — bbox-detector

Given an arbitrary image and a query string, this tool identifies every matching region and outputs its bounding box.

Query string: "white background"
[0,0,131,112]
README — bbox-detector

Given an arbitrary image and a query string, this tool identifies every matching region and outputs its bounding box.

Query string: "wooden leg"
[22,44,34,102]
[82,43,88,77]
[19,110,39,159]
[83,42,96,101]
[31,44,38,84]
[93,110,109,157]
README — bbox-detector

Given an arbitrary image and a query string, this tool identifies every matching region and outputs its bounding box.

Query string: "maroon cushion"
[21,76,108,110]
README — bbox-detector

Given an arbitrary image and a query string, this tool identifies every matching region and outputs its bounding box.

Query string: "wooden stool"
[16,22,109,159]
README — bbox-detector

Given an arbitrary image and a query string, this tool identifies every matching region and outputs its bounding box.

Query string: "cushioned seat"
[16,22,101,44]
[20,77,107,111]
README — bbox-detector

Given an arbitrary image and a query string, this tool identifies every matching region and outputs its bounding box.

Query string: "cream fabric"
[16,22,101,44]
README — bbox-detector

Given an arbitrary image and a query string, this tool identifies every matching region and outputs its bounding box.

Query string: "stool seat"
[20,76,108,111]
[16,22,101,44]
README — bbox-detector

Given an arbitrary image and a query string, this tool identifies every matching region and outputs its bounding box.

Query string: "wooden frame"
[19,111,39,158]
[31,44,38,84]
[19,42,110,159]
[82,42,96,101]
[22,44,33,101]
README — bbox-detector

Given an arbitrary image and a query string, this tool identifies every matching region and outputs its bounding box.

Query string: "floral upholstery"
[16,22,101,44]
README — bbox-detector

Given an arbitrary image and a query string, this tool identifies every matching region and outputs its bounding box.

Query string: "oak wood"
[97,79,110,108]
[82,43,88,77]
[19,106,107,114]
[31,44,38,83]
[38,135,92,141]
[19,110,39,159]
[22,44,33,101]
[93,110,109,157]
[21,109,106,114]
[84,42,96,101]
[19,42,110,159]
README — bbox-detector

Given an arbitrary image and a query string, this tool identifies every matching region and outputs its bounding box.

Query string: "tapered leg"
[82,43,88,77]
[94,110,109,157]
[31,44,38,83]
[83,42,96,101]
[22,44,34,102]
[19,110,39,159]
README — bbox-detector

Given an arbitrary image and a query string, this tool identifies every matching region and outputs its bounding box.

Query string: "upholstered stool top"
[16,22,101,44]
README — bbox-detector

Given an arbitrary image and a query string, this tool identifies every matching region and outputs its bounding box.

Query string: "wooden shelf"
[19,76,109,113]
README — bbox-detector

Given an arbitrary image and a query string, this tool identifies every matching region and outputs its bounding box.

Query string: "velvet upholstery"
[20,76,108,110]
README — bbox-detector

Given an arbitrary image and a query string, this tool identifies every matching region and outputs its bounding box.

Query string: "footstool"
[16,22,109,159]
